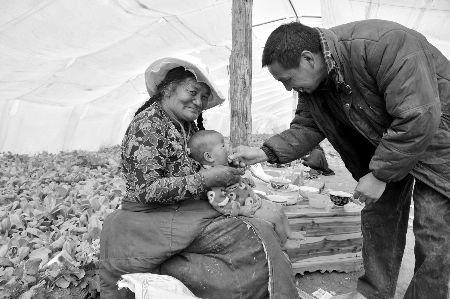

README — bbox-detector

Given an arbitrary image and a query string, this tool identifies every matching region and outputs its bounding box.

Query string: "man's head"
[262,22,328,94]
[188,130,229,166]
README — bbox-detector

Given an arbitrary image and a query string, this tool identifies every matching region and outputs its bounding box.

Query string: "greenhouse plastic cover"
[0,0,449,154]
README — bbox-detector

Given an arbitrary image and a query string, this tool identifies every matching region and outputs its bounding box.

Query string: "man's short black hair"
[262,22,321,70]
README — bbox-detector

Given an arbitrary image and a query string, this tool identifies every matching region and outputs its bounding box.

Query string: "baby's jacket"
[205,175,262,217]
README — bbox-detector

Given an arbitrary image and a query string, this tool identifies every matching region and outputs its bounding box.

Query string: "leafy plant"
[0,148,123,298]
[0,136,336,298]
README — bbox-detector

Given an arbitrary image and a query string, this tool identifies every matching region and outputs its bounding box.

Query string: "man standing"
[229,20,450,299]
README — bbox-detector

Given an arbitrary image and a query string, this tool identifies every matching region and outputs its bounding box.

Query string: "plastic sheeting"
[205,0,450,138]
[321,0,450,58]
[0,0,449,153]
[0,0,236,153]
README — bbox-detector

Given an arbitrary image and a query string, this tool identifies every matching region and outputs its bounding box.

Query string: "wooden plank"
[287,245,362,262]
[284,203,363,219]
[293,226,361,237]
[289,217,361,225]
[289,217,361,237]
[298,232,362,242]
[292,254,363,275]
[284,232,362,261]
[293,252,362,263]
[292,228,362,239]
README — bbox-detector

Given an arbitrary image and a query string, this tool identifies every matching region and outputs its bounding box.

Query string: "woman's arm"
[122,113,205,205]
[122,111,243,205]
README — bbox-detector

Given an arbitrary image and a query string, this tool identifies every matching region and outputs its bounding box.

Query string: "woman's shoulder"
[133,102,163,122]
[128,103,169,133]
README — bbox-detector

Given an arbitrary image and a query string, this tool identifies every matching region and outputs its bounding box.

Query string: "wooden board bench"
[250,164,363,275]
[283,200,363,275]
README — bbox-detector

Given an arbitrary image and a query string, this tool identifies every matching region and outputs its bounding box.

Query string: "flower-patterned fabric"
[121,102,205,205]
[206,178,262,217]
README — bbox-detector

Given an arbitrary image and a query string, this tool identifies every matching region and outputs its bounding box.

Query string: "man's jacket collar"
[315,28,352,95]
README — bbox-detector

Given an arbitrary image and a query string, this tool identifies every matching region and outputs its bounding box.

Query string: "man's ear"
[301,50,315,67]
[203,152,214,163]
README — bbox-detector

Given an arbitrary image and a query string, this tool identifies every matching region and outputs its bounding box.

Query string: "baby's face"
[208,133,229,166]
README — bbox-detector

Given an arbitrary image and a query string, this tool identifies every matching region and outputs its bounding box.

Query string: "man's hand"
[353,172,387,205]
[228,146,269,167]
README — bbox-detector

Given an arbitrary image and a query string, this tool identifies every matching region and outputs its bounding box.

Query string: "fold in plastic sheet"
[2,0,450,153]
[321,0,450,58]
[117,273,199,299]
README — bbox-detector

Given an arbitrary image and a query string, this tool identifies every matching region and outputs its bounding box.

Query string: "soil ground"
[293,140,415,299]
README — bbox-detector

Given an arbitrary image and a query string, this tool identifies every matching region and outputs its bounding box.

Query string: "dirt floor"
[294,140,415,299]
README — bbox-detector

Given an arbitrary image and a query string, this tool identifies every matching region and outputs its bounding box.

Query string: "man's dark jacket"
[264,19,450,197]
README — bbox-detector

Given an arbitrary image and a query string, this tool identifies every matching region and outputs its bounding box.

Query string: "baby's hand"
[241,177,255,188]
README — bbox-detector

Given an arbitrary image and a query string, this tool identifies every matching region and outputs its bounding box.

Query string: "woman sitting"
[99,57,299,299]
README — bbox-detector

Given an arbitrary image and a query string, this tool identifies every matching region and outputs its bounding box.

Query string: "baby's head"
[188,130,228,166]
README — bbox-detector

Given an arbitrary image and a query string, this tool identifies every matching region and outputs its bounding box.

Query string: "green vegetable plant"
[0,147,123,298]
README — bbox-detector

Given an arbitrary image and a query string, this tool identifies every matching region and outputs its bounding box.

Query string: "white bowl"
[266,185,299,205]
[298,186,320,199]
[308,194,331,209]
[266,195,288,204]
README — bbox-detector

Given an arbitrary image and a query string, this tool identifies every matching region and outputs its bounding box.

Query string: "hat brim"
[145,57,225,110]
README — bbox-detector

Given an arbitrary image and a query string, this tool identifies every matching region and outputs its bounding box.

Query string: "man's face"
[267,57,324,94]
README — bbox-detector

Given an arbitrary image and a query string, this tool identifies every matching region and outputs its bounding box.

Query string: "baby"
[188,130,305,247]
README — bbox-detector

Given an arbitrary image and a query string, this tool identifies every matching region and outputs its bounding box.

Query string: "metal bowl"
[329,191,353,206]
[269,178,291,190]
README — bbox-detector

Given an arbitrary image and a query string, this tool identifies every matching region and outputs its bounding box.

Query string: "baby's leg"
[261,200,305,240]
[253,202,288,244]
[256,200,305,249]
[279,207,306,240]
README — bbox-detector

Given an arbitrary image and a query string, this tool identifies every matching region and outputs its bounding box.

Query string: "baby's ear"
[204,152,214,163]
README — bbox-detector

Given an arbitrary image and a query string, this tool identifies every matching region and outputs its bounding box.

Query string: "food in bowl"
[269,177,291,190]
[266,185,300,205]
[329,191,353,206]
[298,186,320,199]
[308,194,330,209]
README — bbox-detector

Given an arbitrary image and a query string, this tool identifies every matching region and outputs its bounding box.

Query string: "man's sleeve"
[262,94,325,164]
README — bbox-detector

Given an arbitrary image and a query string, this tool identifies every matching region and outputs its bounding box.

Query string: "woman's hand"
[228,146,269,167]
[201,165,245,187]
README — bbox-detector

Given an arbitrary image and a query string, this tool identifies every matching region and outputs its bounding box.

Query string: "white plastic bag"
[118,273,200,299]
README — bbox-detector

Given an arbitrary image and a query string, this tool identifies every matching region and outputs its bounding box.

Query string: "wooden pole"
[229,0,253,148]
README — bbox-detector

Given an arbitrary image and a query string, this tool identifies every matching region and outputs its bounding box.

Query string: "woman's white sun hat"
[145,57,225,110]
